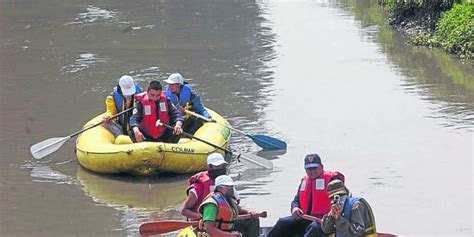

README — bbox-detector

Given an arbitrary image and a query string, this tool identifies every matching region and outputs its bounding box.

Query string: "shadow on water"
[335,0,474,131]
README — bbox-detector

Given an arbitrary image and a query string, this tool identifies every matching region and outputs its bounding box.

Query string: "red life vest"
[187,171,215,212]
[299,171,344,217]
[199,192,238,231]
[137,92,170,139]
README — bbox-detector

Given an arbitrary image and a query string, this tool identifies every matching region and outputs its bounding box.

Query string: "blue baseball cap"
[304,153,322,169]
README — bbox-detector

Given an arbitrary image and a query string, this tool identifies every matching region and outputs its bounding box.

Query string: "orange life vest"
[299,171,344,217]
[137,92,170,139]
[198,192,238,231]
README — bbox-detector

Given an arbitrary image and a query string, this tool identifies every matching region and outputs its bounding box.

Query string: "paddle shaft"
[162,123,233,154]
[185,110,251,137]
[30,106,135,159]
[72,107,134,137]
[139,212,267,236]
[185,109,287,150]
[161,123,272,169]
[69,106,135,138]
[302,214,322,222]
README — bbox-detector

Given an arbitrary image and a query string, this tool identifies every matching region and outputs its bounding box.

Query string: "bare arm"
[181,190,202,220]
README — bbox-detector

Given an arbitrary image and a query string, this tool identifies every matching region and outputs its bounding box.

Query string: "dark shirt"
[129,98,184,128]
[291,180,306,212]
[321,198,371,237]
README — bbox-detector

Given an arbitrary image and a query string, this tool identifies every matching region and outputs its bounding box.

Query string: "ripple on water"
[61,53,106,74]
[65,5,118,25]
[22,160,78,185]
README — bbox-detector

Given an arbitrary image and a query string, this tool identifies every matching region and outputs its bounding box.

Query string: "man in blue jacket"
[164,73,213,134]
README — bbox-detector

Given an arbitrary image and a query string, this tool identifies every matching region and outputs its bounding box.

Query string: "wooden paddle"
[301,214,397,237]
[160,123,273,169]
[185,109,287,150]
[30,106,135,159]
[139,211,267,236]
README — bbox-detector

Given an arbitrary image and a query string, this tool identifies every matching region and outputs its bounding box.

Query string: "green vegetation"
[432,3,473,59]
[378,0,474,60]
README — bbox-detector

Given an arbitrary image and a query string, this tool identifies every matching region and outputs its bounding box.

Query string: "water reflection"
[337,0,474,131]
[76,167,188,236]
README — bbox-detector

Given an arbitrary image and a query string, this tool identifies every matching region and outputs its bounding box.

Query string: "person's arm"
[202,203,240,237]
[102,95,118,123]
[334,201,366,237]
[290,181,304,219]
[181,188,202,220]
[105,95,117,117]
[129,101,143,128]
[291,181,302,211]
[201,203,239,237]
[190,93,211,119]
[167,98,184,125]
[321,210,337,234]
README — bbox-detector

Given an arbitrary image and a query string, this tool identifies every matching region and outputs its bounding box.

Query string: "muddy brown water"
[1,0,472,236]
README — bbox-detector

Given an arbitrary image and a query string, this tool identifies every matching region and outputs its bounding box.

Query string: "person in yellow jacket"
[320,179,377,237]
[101,75,142,141]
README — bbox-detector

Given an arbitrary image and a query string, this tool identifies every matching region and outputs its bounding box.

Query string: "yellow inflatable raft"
[75,109,231,175]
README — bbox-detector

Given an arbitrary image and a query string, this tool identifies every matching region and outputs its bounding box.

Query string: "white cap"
[118,75,136,96]
[215,175,234,188]
[207,153,227,166]
[164,73,184,85]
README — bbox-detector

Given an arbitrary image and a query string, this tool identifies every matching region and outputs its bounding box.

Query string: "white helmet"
[207,153,227,166]
[118,75,136,96]
[214,175,234,188]
[164,73,184,85]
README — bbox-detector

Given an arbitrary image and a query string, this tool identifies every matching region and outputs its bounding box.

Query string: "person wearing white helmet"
[197,175,261,237]
[164,73,212,135]
[101,75,142,141]
[182,153,229,221]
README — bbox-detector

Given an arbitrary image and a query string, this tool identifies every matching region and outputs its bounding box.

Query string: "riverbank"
[378,0,473,60]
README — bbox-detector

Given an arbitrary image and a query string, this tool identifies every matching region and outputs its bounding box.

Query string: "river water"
[1,0,472,236]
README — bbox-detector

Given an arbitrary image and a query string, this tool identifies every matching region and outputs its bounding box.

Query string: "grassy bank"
[378,0,473,60]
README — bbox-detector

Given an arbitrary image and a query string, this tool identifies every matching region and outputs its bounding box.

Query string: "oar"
[301,215,397,237]
[30,107,135,159]
[139,211,267,236]
[161,123,273,169]
[185,110,287,150]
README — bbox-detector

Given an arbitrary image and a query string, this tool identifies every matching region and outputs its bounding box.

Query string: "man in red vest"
[129,80,183,143]
[182,153,229,220]
[267,153,344,237]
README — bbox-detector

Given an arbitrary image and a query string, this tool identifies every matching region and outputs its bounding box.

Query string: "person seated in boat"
[129,80,184,143]
[181,153,259,237]
[198,175,261,237]
[164,72,213,135]
[101,75,142,141]
[319,179,377,237]
[266,153,345,237]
